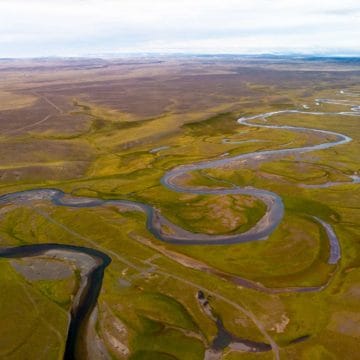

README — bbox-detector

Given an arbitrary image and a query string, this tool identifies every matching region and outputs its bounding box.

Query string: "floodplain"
[0,56,359,359]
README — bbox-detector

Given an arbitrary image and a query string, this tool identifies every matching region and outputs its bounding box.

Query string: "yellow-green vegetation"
[0,58,359,359]
[0,260,68,359]
[34,277,77,308]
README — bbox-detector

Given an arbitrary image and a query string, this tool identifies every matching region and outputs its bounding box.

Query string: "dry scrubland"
[0,56,360,359]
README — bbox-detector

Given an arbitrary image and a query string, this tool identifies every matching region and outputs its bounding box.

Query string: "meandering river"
[0,93,359,359]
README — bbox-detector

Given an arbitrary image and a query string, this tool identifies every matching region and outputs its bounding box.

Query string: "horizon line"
[1,52,360,60]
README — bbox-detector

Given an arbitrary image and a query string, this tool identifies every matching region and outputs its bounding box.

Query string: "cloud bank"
[0,0,359,57]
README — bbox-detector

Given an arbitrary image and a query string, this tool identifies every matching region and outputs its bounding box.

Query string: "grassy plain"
[0,56,359,359]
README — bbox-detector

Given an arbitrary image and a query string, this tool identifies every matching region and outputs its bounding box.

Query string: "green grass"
[0,260,67,360]
[34,277,77,308]
[0,79,359,359]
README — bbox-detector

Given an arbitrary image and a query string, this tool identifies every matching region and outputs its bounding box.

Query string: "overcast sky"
[0,0,359,57]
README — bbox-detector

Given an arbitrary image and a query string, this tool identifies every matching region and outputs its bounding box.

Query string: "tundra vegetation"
[0,56,359,359]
